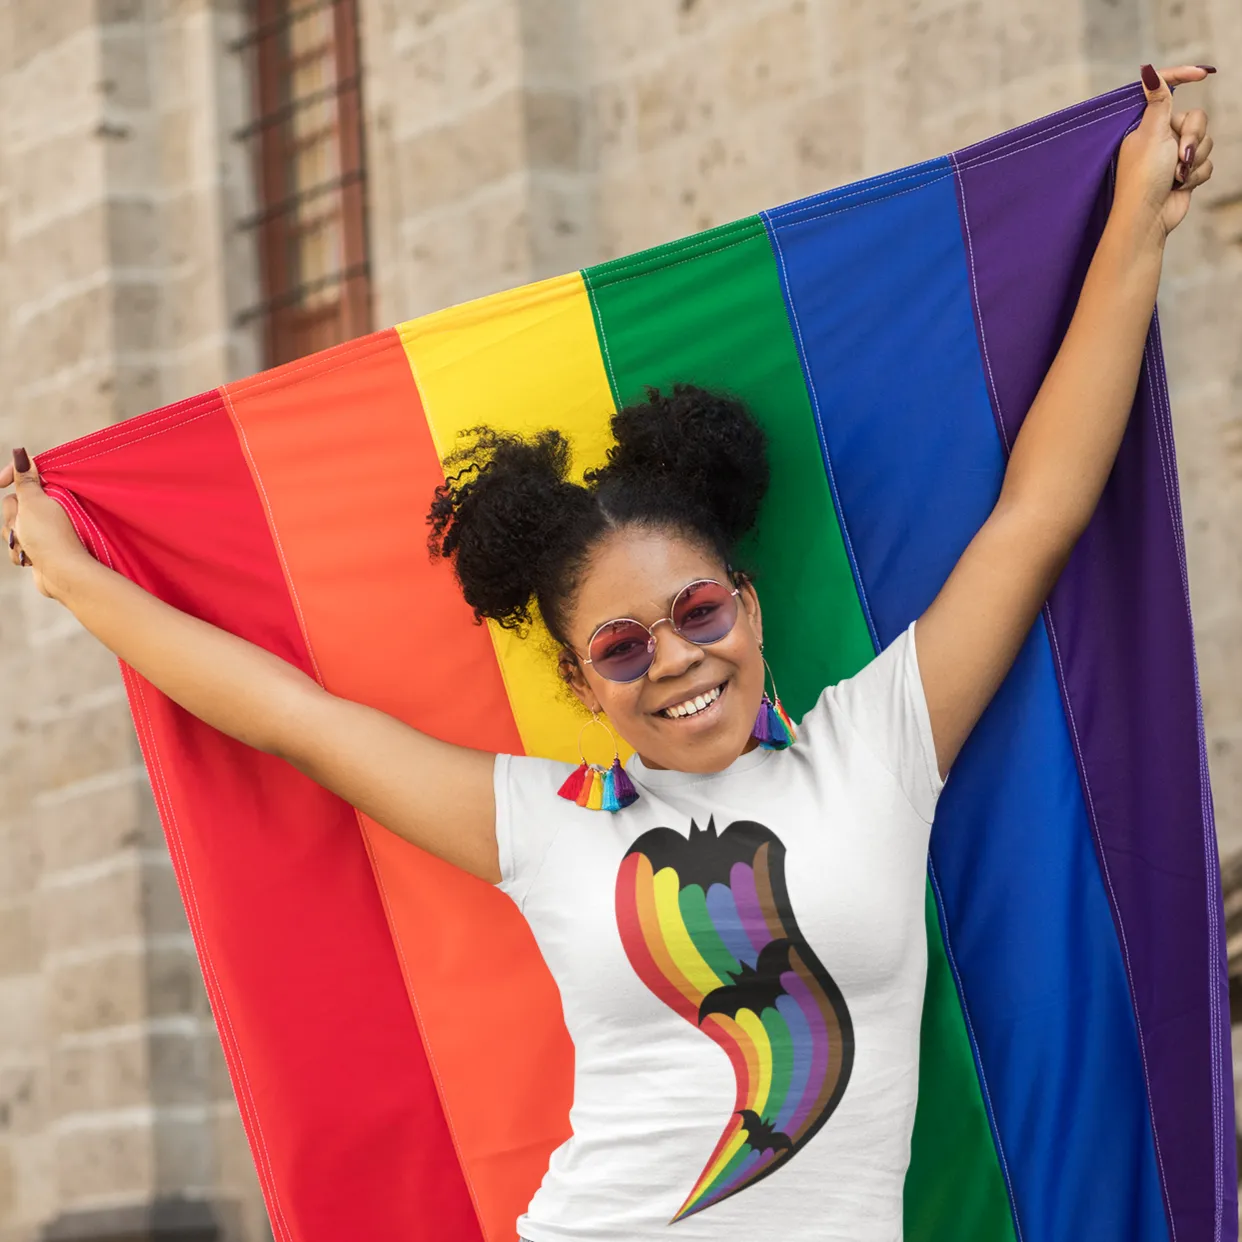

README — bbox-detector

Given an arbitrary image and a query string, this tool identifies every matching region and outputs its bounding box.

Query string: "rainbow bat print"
[615,819,855,1220]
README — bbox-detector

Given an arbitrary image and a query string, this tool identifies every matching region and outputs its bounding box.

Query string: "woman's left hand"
[1116,64,1215,242]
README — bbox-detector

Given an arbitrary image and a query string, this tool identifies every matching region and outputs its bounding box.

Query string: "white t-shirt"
[495,624,943,1242]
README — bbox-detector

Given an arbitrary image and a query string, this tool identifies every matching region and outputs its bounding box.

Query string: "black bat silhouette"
[698,939,794,1023]
[736,1110,794,1155]
[625,818,776,891]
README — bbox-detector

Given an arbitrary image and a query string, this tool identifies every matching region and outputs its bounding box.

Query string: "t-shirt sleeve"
[493,752,573,909]
[817,621,944,824]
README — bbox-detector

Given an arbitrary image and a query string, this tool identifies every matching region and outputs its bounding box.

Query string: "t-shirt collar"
[627,743,773,790]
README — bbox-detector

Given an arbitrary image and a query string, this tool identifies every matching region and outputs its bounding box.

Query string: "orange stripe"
[223,332,572,1241]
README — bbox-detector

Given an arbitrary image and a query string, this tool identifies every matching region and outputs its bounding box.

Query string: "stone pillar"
[0,1,266,1239]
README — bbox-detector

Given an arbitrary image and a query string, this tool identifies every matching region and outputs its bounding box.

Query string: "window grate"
[236,0,372,367]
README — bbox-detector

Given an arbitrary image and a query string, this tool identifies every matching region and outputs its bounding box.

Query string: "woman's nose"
[646,623,703,680]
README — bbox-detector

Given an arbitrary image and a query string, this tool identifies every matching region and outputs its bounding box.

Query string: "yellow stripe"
[398,273,624,763]
[736,1008,772,1115]
[653,867,724,999]
[691,1122,746,1201]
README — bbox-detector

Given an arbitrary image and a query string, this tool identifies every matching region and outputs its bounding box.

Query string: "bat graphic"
[698,939,794,1022]
[615,818,854,1221]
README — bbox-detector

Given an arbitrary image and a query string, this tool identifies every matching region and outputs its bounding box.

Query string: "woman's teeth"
[660,684,723,719]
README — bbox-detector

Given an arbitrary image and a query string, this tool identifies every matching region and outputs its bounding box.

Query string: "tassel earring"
[752,651,796,751]
[557,713,639,812]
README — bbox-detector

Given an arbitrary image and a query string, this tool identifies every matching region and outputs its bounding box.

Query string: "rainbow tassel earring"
[557,713,639,812]
[752,653,796,751]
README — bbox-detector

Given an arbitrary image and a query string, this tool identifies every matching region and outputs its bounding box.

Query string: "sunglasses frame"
[580,577,743,684]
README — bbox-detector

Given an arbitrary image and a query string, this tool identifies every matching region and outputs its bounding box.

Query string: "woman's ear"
[558,649,602,714]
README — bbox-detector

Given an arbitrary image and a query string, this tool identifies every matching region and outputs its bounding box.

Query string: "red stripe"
[38,397,479,1242]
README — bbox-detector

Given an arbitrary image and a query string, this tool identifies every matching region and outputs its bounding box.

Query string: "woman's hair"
[427,385,770,646]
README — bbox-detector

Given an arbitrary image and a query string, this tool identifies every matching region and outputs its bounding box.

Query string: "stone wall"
[0,0,1237,1239]
[0,1,267,1239]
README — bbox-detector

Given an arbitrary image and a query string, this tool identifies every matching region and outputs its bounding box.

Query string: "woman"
[2,66,1215,1242]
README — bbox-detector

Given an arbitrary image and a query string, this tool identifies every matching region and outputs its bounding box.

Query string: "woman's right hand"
[2,448,91,599]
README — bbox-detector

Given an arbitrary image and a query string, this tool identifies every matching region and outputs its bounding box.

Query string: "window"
[236,0,372,366]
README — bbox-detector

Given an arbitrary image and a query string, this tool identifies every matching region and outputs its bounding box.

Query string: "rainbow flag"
[37,84,1234,1242]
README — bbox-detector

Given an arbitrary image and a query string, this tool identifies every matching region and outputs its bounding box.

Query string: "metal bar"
[233,73,359,141]
[235,167,364,231]
[229,0,340,53]
[235,261,370,325]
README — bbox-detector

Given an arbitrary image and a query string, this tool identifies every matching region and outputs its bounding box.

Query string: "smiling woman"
[0,64,1219,1242]
[427,386,775,776]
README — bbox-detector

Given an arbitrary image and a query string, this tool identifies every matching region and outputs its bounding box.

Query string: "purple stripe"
[953,83,1235,1241]
[729,862,772,956]
[781,970,830,1138]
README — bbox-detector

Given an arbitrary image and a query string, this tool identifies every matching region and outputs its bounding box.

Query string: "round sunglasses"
[580,578,742,683]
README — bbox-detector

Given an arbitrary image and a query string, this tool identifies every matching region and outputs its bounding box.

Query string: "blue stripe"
[765,167,1167,1241]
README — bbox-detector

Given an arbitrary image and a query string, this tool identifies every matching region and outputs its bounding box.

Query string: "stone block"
[392,90,526,215]
[1,29,100,148]
[151,1114,212,1194]
[1208,729,1242,859]
[8,285,114,399]
[148,1030,209,1108]
[41,865,146,956]
[444,0,524,114]
[4,207,111,308]
[584,0,678,71]
[633,60,720,154]
[906,2,1004,130]
[1197,615,1242,735]
[398,183,532,316]
[0,1064,43,1137]
[1153,0,1211,59]
[98,27,152,112]
[47,951,146,1036]
[527,174,595,276]
[0,902,38,977]
[145,944,204,1022]
[0,817,39,904]
[35,773,158,877]
[720,3,815,112]
[2,0,96,72]
[49,1036,150,1118]
[0,976,44,1056]
[524,90,582,171]
[54,1124,153,1207]
[32,700,140,800]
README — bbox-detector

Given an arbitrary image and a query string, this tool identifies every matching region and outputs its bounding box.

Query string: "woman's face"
[561,527,765,773]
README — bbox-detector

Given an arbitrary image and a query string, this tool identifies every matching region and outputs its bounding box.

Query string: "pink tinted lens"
[589,619,655,682]
[673,580,738,645]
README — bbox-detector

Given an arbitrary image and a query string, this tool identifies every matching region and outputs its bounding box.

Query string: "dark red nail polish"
[1196,65,1217,74]
[1185,143,1197,168]
[1141,64,1161,91]
[13,447,30,473]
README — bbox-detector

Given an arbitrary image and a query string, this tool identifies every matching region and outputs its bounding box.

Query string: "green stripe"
[583,218,873,714]
[761,1005,794,1126]
[583,224,1016,1242]
[681,884,741,983]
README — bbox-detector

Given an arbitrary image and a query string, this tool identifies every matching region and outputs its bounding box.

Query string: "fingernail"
[1141,64,1161,91]
[6,531,13,550]
[1176,162,1187,184]
[1184,142,1196,166]
[1196,65,1217,74]
[12,448,30,473]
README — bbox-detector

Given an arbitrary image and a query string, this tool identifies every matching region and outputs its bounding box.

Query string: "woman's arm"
[916,64,1215,776]
[2,454,500,882]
